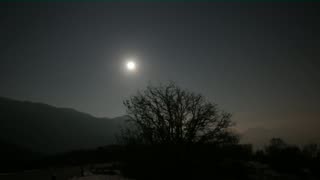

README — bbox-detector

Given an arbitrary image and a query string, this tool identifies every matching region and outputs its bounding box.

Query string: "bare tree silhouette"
[120,82,238,145]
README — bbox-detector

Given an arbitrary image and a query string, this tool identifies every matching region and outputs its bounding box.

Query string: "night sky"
[1,2,320,144]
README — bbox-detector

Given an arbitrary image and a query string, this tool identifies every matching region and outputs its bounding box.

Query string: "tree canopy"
[121,82,238,145]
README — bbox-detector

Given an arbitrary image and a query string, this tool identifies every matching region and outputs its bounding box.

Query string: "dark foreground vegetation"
[2,140,320,180]
[121,139,320,180]
[0,144,122,173]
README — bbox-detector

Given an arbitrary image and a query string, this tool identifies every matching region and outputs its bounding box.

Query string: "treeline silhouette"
[0,144,123,173]
[2,138,320,180]
[119,139,320,180]
[0,140,43,172]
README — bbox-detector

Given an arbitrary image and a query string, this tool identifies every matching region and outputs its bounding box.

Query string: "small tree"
[121,82,238,145]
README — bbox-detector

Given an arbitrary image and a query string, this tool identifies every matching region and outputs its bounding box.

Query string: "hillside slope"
[0,97,125,153]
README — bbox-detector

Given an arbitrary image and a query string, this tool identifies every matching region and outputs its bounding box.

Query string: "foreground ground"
[0,163,129,180]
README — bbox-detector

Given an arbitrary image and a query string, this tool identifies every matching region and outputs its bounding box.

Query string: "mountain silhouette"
[0,97,125,154]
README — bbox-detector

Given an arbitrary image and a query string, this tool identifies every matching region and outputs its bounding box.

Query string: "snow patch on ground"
[69,175,131,180]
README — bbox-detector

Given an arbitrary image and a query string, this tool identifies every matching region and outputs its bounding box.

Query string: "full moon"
[126,61,136,71]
